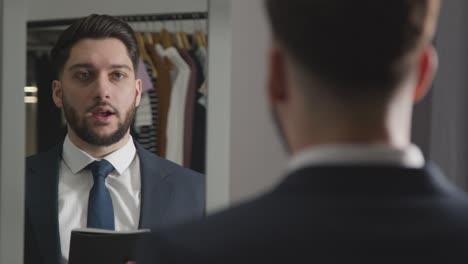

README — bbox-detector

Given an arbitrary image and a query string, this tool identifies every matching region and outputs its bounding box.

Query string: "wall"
[228,0,287,203]
[26,0,207,20]
[0,0,26,262]
[26,0,208,34]
[206,0,287,212]
[429,0,468,189]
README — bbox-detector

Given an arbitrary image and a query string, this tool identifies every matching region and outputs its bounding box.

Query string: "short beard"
[63,98,136,147]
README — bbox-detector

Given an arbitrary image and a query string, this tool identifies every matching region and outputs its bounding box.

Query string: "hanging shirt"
[58,135,141,262]
[187,49,207,173]
[156,44,191,165]
[195,46,208,77]
[147,44,172,158]
[178,49,197,167]
[132,60,159,155]
[134,93,153,129]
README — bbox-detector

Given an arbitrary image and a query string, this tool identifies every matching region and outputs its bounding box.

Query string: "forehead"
[66,38,133,70]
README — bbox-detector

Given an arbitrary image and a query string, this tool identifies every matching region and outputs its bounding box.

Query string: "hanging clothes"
[156,44,191,166]
[146,43,172,158]
[178,49,197,168]
[195,46,208,77]
[132,57,159,155]
[188,49,207,173]
[134,88,158,154]
[134,93,153,132]
[190,93,207,174]
[132,32,160,154]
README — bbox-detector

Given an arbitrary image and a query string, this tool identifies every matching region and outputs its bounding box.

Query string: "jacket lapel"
[26,145,62,264]
[136,142,174,229]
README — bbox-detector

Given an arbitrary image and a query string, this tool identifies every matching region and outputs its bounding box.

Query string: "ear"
[135,78,142,107]
[413,45,438,103]
[266,46,289,106]
[52,80,63,108]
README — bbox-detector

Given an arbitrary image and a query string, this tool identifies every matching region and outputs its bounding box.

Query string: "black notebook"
[68,228,150,264]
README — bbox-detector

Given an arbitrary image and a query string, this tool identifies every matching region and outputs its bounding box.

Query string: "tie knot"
[88,159,114,180]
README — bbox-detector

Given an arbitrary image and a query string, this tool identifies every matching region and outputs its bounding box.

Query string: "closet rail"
[27,11,208,29]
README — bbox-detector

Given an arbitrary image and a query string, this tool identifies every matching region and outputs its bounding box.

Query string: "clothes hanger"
[173,19,185,50]
[152,32,162,45]
[200,31,207,48]
[151,20,162,45]
[133,18,147,52]
[194,18,207,48]
[134,20,158,78]
[161,20,173,49]
[176,17,190,50]
[143,18,154,45]
[192,18,202,48]
[181,30,191,50]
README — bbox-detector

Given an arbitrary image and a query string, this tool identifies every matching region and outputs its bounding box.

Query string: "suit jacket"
[24,141,205,264]
[137,163,468,263]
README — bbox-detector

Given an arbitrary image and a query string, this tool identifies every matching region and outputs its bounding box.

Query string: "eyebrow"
[68,63,133,72]
[109,64,133,71]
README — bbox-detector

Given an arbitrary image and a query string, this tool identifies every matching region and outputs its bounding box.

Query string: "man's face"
[52,38,142,146]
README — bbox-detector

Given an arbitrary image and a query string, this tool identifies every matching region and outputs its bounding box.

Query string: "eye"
[75,71,92,81]
[112,72,126,80]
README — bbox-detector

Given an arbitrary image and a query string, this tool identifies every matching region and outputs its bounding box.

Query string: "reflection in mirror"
[26,12,208,172]
[24,3,208,264]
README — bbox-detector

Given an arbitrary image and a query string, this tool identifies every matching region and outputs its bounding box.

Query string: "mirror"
[26,3,208,174]
[24,1,208,263]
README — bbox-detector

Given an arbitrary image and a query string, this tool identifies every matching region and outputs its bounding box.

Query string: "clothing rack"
[27,11,208,29]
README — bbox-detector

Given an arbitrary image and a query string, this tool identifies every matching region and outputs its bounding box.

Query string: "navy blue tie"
[87,159,115,230]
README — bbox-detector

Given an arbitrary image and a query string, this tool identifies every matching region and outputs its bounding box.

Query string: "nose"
[94,73,111,100]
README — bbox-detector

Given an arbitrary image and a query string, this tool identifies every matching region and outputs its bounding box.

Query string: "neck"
[67,129,130,158]
[290,125,398,155]
[284,78,416,156]
[288,106,412,156]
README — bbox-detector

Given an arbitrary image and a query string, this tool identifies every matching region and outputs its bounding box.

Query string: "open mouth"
[89,107,116,122]
[93,110,114,117]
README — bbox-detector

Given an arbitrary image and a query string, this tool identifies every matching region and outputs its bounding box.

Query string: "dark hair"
[51,14,139,77]
[265,0,437,102]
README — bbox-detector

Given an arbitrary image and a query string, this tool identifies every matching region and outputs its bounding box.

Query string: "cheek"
[116,88,137,104]
[63,92,88,111]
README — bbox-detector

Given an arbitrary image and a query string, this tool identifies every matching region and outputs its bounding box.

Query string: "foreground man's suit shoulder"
[24,141,205,264]
[137,163,468,263]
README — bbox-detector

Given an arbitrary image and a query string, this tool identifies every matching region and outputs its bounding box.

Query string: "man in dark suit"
[136,0,468,263]
[24,14,204,264]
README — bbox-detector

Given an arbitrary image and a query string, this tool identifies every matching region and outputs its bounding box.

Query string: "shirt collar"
[287,143,425,173]
[62,135,137,175]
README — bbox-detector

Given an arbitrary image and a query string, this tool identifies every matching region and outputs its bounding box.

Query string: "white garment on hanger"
[156,44,191,165]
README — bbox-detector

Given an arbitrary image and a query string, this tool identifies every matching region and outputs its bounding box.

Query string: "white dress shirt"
[59,135,141,262]
[287,143,425,174]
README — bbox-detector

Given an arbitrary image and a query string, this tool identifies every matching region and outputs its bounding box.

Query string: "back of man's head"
[264,0,440,104]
